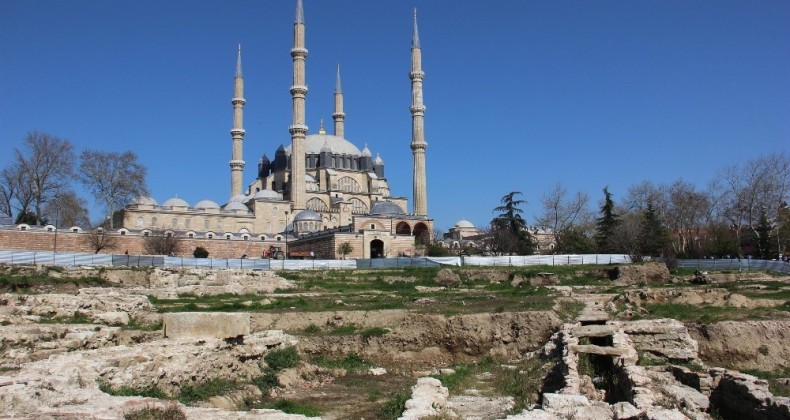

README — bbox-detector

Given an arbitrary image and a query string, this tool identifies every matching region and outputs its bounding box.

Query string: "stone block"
[163,312,250,339]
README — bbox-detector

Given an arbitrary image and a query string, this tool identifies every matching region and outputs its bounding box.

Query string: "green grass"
[554,300,585,322]
[360,327,389,338]
[39,312,93,324]
[264,346,300,371]
[251,369,280,395]
[379,391,410,420]
[98,381,170,399]
[262,399,321,416]
[124,404,186,420]
[178,379,240,405]
[126,318,163,331]
[330,324,358,335]
[742,368,790,397]
[630,302,790,323]
[311,353,372,373]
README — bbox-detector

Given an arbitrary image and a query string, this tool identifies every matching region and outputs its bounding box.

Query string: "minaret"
[289,0,308,209]
[333,64,345,138]
[230,44,246,197]
[410,9,428,216]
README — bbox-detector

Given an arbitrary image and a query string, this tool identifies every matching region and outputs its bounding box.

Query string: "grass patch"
[262,399,321,416]
[0,273,111,292]
[302,324,321,334]
[312,353,372,373]
[742,368,790,397]
[360,327,389,339]
[379,390,410,420]
[98,381,169,400]
[554,300,585,322]
[264,346,300,371]
[251,369,279,395]
[127,318,163,331]
[330,324,358,335]
[178,379,239,405]
[494,358,554,413]
[631,302,789,323]
[124,404,186,420]
[39,311,93,324]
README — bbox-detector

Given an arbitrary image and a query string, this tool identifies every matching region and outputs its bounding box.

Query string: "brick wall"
[0,229,285,259]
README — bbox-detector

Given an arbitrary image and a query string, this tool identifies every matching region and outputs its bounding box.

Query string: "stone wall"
[0,228,284,259]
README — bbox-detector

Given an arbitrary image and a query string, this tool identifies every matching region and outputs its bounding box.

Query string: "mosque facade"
[120,0,432,259]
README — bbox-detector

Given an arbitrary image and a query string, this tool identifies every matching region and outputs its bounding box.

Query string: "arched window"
[216,220,223,231]
[204,219,209,230]
[151,217,157,227]
[349,198,368,214]
[171,218,177,228]
[136,216,144,228]
[185,219,191,229]
[306,197,329,212]
[338,176,361,193]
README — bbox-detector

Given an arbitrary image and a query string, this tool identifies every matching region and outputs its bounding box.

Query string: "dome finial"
[318,118,326,134]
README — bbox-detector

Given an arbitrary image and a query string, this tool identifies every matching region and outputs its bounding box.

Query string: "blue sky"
[1,0,788,232]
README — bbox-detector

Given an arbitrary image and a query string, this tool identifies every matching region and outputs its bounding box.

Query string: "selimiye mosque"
[121,0,433,258]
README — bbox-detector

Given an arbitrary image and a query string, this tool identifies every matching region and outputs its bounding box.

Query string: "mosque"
[120,0,433,259]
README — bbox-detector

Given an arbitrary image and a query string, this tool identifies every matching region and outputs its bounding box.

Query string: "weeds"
[124,404,186,420]
[262,399,321,416]
[379,391,410,420]
[360,327,389,339]
[264,346,300,371]
[98,381,169,399]
[178,379,239,405]
[311,353,372,373]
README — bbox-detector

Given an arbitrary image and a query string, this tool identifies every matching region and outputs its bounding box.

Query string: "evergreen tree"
[639,200,670,257]
[755,210,774,259]
[594,187,620,253]
[490,191,534,255]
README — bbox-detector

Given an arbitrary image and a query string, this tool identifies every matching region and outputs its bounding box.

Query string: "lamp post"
[284,211,289,260]
[53,193,60,255]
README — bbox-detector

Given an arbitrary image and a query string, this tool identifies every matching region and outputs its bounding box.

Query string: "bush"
[264,346,300,371]
[193,246,209,258]
[360,327,389,339]
[379,391,409,419]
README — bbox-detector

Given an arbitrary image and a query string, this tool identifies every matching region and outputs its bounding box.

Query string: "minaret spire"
[289,0,308,210]
[410,8,428,216]
[230,44,246,198]
[333,64,346,138]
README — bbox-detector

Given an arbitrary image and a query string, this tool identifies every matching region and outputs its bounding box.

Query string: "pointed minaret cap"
[335,64,342,93]
[295,0,304,24]
[318,118,326,134]
[412,8,420,49]
[362,144,372,157]
[235,44,243,77]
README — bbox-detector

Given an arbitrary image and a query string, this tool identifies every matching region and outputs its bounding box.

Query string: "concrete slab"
[572,325,617,338]
[163,312,250,339]
[570,344,628,356]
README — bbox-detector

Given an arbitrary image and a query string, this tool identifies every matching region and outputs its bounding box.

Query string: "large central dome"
[285,133,362,156]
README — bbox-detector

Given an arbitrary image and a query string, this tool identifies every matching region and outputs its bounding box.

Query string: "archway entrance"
[370,239,384,258]
[413,223,430,245]
[395,222,411,235]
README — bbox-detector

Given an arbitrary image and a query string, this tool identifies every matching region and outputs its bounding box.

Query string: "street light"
[284,211,289,260]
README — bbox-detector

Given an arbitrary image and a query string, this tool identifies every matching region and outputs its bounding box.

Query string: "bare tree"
[1,162,36,221]
[664,180,712,257]
[78,149,148,229]
[718,152,790,254]
[143,230,181,255]
[536,183,592,251]
[83,227,118,254]
[42,191,90,228]
[14,132,75,224]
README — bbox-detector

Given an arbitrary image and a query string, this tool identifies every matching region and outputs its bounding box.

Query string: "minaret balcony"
[231,97,246,105]
[289,124,308,135]
[410,142,428,151]
[229,160,246,169]
[409,71,425,79]
[409,105,426,114]
[230,128,246,136]
[290,85,308,95]
[290,47,308,57]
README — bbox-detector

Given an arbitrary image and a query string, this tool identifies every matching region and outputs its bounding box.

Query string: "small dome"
[252,189,282,200]
[228,194,249,203]
[454,219,475,228]
[361,144,372,157]
[374,154,384,165]
[133,196,158,206]
[370,201,405,216]
[163,197,189,207]
[224,202,248,211]
[194,199,220,210]
[293,209,321,222]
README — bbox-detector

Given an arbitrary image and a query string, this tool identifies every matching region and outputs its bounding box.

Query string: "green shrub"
[330,324,358,335]
[98,381,169,400]
[264,346,300,371]
[193,247,209,258]
[302,324,321,334]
